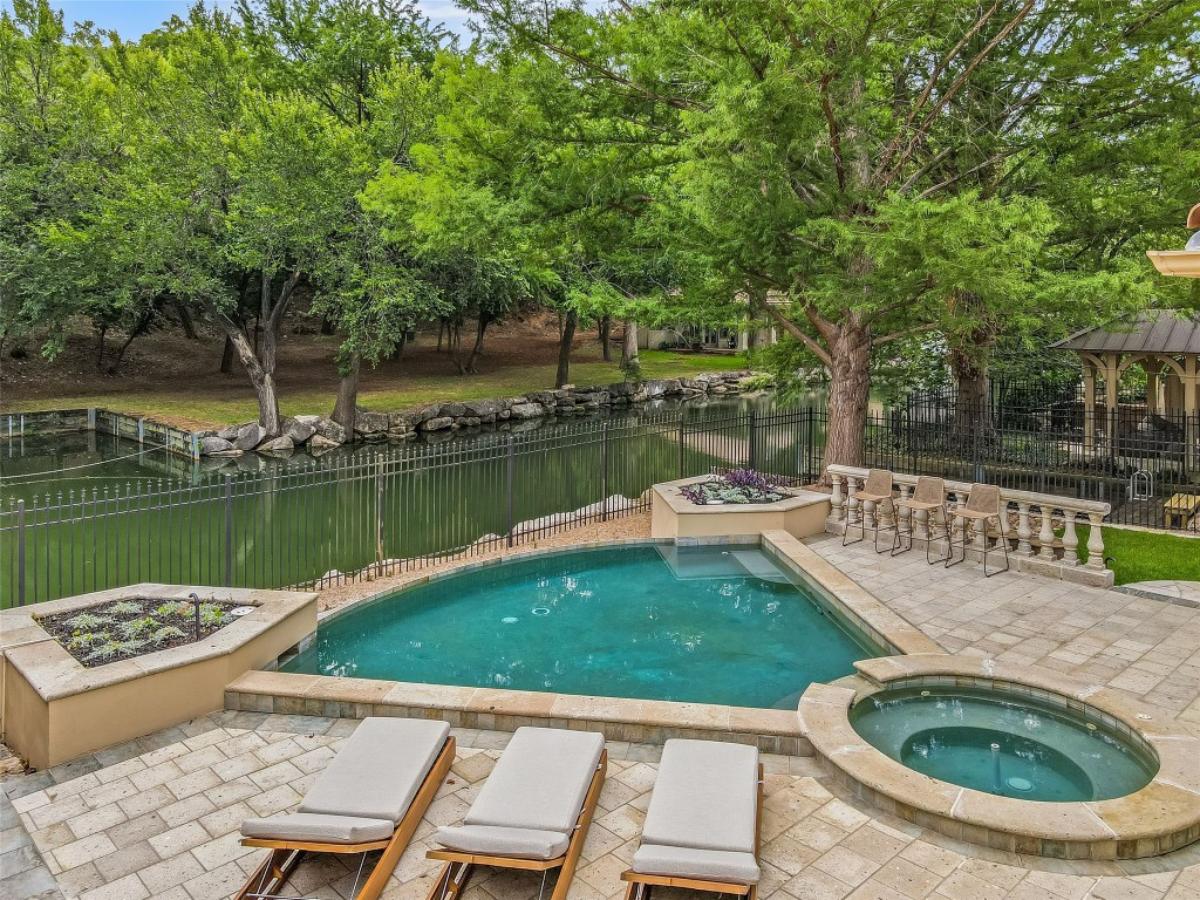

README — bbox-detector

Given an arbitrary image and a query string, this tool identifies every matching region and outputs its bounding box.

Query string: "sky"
[0,0,477,39]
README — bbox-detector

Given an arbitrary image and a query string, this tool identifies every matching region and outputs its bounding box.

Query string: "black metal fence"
[3,402,1196,607]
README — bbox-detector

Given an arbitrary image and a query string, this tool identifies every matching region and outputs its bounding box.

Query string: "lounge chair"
[892,475,951,563]
[946,482,1011,576]
[622,739,762,899]
[427,726,606,900]
[844,468,897,552]
[237,717,454,900]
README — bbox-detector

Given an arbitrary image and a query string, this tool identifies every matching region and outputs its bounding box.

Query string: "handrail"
[825,464,1112,579]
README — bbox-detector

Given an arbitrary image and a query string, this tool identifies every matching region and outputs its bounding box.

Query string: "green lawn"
[1075,525,1200,585]
[9,350,749,430]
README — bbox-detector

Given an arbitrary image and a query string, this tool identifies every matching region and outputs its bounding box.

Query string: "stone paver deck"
[3,711,1200,900]
[807,535,1200,730]
[3,531,1200,898]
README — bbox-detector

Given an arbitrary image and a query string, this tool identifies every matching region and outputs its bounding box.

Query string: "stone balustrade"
[826,464,1114,587]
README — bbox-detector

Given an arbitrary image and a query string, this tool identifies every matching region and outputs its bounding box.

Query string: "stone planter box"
[651,475,831,541]
[0,584,316,768]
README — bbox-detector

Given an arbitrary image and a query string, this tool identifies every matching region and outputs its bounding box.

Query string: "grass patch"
[9,350,748,430]
[1075,525,1200,585]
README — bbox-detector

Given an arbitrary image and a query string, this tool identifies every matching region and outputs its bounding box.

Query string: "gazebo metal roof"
[1052,310,1200,355]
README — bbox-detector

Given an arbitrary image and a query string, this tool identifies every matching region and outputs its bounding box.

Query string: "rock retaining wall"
[197,370,771,457]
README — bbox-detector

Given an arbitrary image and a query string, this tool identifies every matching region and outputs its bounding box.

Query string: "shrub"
[84,638,145,663]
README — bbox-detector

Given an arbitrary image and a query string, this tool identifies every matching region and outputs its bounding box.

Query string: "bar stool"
[843,468,897,553]
[892,476,951,563]
[946,483,1010,576]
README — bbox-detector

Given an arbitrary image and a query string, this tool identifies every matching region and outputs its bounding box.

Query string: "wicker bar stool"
[843,468,897,553]
[891,476,951,563]
[946,483,1010,577]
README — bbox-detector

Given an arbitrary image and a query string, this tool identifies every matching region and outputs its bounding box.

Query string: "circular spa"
[850,686,1158,802]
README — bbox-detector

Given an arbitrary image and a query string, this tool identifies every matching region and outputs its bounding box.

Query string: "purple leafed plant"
[680,469,789,505]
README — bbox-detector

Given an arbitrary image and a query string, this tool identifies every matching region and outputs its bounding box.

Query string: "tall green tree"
[464,0,1199,468]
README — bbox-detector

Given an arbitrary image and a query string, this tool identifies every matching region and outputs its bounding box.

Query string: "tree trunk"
[556,309,577,388]
[951,347,992,437]
[621,319,639,367]
[319,316,336,336]
[175,300,198,340]
[95,325,107,371]
[332,351,360,435]
[107,309,155,375]
[220,335,236,374]
[823,323,872,474]
[436,319,445,352]
[465,315,491,374]
[599,315,611,361]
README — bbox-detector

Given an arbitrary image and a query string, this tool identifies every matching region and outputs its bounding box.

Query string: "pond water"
[0,391,802,503]
[282,544,879,708]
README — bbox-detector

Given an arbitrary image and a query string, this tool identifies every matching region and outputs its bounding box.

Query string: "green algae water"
[851,687,1157,802]
[282,545,877,709]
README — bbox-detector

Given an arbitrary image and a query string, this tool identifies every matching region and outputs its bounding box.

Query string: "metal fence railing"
[3,403,1197,607]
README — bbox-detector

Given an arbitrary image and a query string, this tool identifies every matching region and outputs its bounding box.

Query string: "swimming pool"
[281,544,879,708]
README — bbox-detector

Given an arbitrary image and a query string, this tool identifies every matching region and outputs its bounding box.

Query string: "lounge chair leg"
[238,848,304,900]
[427,861,473,900]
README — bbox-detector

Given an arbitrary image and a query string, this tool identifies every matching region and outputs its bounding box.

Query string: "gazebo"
[1051,309,1200,461]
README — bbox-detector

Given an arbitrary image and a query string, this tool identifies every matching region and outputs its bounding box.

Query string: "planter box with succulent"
[679,469,791,505]
[36,596,239,667]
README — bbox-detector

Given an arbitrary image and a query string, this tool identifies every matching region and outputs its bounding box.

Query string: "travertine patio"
[2,529,1199,899]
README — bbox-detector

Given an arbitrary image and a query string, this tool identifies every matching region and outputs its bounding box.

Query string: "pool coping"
[798,653,1200,859]
[225,531,933,753]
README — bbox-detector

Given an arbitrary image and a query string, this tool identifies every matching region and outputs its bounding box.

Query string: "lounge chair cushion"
[640,739,758,854]
[631,843,760,884]
[241,812,393,844]
[464,727,604,834]
[298,718,450,824]
[433,824,570,860]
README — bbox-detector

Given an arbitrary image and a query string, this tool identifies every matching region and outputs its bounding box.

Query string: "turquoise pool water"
[851,687,1157,802]
[282,545,877,708]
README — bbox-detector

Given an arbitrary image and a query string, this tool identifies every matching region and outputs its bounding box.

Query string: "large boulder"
[439,402,467,418]
[408,404,441,425]
[234,423,267,451]
[282,417,316,444]
[312,417,347,444]
[308,433,340,455]
[217,424,244,441]
[354,409,389,435]
[421,416,454,431]
[200,436,241,457]
[464,399,502,419]
[509,402,546,420]
[257,435,294,456]
[527,390,559,405]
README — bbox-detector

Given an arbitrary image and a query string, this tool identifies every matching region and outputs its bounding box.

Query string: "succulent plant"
[153,601,192,618]
[119,616,160,639]
[680,469,787,506]
[68,631,109,651]
[199,604,227,627]
[64,612,111,632]
[150,625,187,645]
[106,600,143,616]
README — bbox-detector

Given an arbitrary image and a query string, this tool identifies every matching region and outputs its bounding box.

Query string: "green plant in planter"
[153,602,192,618]
[107,600,143,616]
[150,625,187,645]
[64,612,111,631]
[119,616,160,639]
[199,604,227,627]
[68,631,108,652]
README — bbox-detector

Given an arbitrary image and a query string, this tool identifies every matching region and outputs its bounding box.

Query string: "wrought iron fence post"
[224,475,233,587]
[375,454,385,573]
[677,420,685,478]
[16,499,26,606]
[748,411,758,469]
[506,435,515,547]
[600,422,609,521]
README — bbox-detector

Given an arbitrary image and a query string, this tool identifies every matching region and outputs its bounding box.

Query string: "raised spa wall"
[799,654,1200,860]
[223,531,935,755]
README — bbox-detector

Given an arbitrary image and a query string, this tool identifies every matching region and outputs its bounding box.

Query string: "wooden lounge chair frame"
[425,750,607,900]
[237,735,456,900]
[621,763,764,900]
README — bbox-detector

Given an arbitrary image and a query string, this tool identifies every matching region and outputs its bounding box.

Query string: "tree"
[463,0,1199,470]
